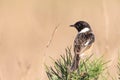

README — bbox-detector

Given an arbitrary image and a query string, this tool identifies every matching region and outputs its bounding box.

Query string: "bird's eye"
[78,24,81,26]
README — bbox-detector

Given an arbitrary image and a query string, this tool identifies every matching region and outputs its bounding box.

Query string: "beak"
[70,25,74,27]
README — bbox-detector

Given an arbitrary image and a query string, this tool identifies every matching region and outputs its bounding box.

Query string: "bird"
[70,21,95,71]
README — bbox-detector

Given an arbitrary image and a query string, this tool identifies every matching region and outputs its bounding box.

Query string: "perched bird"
[70,21,95,71]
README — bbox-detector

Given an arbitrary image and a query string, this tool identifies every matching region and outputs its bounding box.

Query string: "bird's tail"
[70,54,80,71]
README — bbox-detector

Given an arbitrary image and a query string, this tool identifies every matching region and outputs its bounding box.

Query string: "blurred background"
[0,0,120,80]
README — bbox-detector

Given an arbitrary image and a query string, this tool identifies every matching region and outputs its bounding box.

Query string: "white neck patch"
[79,28,90,33]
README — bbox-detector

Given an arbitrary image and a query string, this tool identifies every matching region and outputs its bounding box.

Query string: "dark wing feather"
[74,32,95,54]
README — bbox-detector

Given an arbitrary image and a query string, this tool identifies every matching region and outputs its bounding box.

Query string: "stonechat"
[70,21,95,71]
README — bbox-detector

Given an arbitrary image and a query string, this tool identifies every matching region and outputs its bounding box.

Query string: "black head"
[70,21,91,32]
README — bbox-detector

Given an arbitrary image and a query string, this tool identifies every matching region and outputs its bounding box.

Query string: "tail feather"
[70,54,80,71]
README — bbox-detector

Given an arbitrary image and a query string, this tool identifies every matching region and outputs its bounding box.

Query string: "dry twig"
[46,24,60,48]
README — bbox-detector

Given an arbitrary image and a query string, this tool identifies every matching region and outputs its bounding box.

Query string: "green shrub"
[45,47,107,80]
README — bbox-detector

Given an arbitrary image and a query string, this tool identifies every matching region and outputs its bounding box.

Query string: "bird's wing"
[74,32,95,54]
[84,32,95,46]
